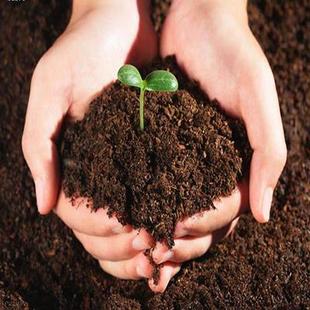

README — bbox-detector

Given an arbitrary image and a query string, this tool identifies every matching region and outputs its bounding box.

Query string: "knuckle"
[155,284,166,294]
[81,240,93,255]
[124,262,133,277]
[21,132,32,160]
[33,53,71,100]
[79,238,99,259]
[254,58,273,81]
[193,248,205,260]
[179,249,192,262]
[95,224,112,237]
[247,60,276,93]
[99,261,113,275]
[271,144,287,169]
[182,218,195,232]
[90,226,105,236]
[259,141,287,174]
[32,51,60,87]
[192,242,208,260]
[32,55,50,81]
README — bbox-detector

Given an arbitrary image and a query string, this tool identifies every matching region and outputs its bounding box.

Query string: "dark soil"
[0,0,309,309]
[0,283,29,310]
[61,59,250,247]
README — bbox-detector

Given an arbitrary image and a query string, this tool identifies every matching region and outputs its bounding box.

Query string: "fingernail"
[136,264,147,278]
[262,187,273,222]
[34,178,44,213]
[156,250,174,264]
[149,264,181,293]
[132,234,150,251]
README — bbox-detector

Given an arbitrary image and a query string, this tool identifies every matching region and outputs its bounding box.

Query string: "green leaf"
[144,70,178,92]
[117,64,143,89]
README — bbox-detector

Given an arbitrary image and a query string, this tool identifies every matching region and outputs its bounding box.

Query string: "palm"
[161,1,274,119]
[23,2,163,288]
[41,6,157,121]
[159,3,253,225]
[38,3,158,230]
[160,0,285,227]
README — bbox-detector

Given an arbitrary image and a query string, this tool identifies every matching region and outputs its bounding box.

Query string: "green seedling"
[117,64,178,130]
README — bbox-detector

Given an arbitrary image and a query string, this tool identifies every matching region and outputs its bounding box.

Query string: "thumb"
[241,63,287,223]
[22,59,70,214]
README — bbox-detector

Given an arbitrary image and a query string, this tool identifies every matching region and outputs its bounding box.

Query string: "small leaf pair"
[118,64,178,130]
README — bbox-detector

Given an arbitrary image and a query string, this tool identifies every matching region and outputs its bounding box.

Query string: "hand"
[22,0,170,286]
[150,182,247,292]
[161,0,287,223]
[148,0,287,291]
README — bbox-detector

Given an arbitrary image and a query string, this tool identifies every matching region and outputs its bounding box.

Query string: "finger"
[175,182,248,238]
[99,252,153,280]
[54,190,132,236]
[22,57,70,214]
[240,58,287,222]
[73,228,153,261]
[153,218,239,264]
[148,263,181,293]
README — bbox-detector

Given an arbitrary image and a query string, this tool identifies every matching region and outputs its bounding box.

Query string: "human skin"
[149,0,287,292]
[22,0,167,288]
[22,0,287,293]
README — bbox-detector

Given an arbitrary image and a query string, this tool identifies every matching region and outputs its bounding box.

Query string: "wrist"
[70,0,140,24]
[172,0,248,25]
[72,0,106,16]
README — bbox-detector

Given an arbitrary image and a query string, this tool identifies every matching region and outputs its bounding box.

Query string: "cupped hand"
[150,182,247,292]
[22,0,179,287]
[149,0,287,291]
[23,0,157,214]
[161,0,287,223]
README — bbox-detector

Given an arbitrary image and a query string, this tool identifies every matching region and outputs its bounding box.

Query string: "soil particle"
[61,59,251,247]
[0,0,309,309]
[0,284,29,310]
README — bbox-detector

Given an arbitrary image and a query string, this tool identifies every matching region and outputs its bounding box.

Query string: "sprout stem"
[117,64,178,130]
[139,87,145,130]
